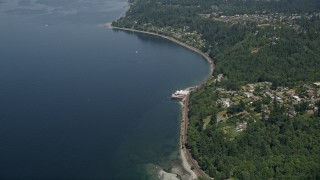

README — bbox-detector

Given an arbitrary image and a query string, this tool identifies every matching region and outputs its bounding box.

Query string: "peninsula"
[112,0,320,179]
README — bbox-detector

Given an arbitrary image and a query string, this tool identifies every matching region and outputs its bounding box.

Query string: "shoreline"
[106,24,214,78]
[106,24,214,180]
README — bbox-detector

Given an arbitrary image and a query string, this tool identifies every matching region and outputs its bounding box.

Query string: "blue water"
[0,0,209,179]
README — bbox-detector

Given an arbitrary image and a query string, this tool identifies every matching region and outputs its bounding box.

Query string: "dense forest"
[114,0,320,179]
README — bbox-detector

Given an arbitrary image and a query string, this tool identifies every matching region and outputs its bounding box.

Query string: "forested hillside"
[113,0,320,179]
[187,81,320,179]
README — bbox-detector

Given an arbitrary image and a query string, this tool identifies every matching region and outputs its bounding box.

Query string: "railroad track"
[181,95,211,180]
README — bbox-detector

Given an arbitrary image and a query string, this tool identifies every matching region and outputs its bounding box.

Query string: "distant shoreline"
[106,24,214,180]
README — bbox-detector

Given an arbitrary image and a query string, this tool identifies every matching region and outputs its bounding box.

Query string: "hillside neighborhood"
[209,74,320,133]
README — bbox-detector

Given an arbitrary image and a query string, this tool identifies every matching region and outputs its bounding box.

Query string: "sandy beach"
[106,24,214,180]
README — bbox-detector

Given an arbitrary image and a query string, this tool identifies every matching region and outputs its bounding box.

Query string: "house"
[293,95,301,102]
[242,92,254,98]
[217,74,223,82]
[243,92,251,98]
[306,90,316,98]
[216,88,225,92]
[313,82,320,87]
[218,98,231,108]
[288,107,297,117]
[265,92,274,99]
[247,84,255,92]
[236,121,248,132]
[276,96,284,103]
[252,96,260,101]
[286,89,295,97]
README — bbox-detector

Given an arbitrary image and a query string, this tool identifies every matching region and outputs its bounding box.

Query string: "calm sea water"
[0,0,209,179]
